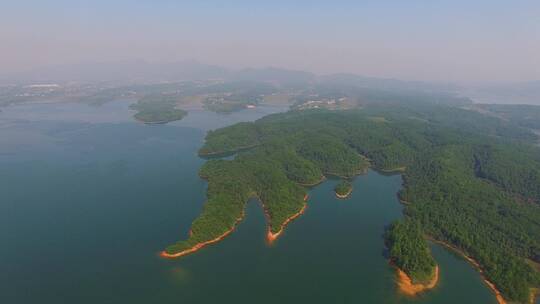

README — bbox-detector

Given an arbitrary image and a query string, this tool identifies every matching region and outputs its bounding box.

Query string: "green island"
[130,95,187,124]
[164,103,540,303]
[334,180,353,198]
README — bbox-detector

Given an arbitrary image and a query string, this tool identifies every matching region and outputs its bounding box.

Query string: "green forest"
[166,103,540,303]
[385,220,436,284]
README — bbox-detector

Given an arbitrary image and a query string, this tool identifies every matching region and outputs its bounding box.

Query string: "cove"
[166,173,498,304]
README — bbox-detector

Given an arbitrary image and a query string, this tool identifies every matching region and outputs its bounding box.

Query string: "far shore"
[134,117,170,125]
[429,238,509,304]
[298,175,326,187]
[379,166,407,173]
[324,167,369,180]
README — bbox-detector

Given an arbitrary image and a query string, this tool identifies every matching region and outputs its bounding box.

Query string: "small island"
[334,180,353,199]
[134,108,187,124]
[131,95,187,124]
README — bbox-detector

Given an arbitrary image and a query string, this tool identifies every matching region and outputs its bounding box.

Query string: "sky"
[2,0,539,83]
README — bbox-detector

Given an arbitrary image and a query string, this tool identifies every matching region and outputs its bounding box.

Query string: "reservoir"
[0,101,503,303]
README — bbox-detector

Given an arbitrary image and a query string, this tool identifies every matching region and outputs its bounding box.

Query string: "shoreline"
[378,166,406,174]
[429,239,508,304]
[160,213,244,259]
[324,167,369,180]
[335,188,352,199]
[198,144,259,157]
[298,175,326,187]
[266,194,309,244]
[133,114,185,125]
[134,116,168,124]
[161,192,309,259]
[530,288,539,304]
[395,265,439,296]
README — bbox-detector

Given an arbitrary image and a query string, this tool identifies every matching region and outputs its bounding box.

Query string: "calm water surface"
[0,101,503,303]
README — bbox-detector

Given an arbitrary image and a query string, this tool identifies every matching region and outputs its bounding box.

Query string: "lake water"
[0,101,502,303]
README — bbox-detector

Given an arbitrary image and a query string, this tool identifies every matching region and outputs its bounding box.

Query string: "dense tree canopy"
[385,220,436,284]
[166,104,540,303]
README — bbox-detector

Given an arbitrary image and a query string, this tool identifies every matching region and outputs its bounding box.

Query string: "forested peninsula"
[385,220,438,294]
[163,104,540,303]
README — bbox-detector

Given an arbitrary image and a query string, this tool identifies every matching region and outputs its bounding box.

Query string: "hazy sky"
[2,0,539,82]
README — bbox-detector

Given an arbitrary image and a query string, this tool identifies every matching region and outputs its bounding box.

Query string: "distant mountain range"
[1,61,538,104]
[0,61,456,92]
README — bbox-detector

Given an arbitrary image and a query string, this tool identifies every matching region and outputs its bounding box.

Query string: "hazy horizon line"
[3,59,539,86]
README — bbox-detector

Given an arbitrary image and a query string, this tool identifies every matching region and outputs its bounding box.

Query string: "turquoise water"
[0,101,501,303]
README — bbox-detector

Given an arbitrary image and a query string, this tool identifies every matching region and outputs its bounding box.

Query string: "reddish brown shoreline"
[430,239,508,304]
[335,188,352,199]
[395,265,439,296]
[160,213,244,259]
[266,194,309,244]
[161,193,309,258]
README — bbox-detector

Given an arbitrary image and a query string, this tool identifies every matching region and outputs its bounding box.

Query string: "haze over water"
[0,101,506,303]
